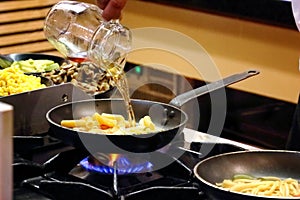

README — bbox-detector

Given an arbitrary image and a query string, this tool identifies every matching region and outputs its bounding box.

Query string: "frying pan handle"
[169,70,260,107]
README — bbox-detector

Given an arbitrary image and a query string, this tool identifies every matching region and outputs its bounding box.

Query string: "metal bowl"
[7,53,66,65]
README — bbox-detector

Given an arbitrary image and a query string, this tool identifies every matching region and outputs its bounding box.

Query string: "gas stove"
[7,62,296,199]
[13,128,257,200]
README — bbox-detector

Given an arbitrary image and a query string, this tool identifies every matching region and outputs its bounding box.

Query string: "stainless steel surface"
[183,128,260,150]
[0,83,91,136]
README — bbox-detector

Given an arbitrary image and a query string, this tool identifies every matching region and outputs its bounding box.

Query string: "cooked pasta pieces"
[0,66,46,96]
[216,174,300,197]
[61,112,161,135]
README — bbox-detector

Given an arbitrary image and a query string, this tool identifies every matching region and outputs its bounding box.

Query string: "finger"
[96,0,109,10]
[101,0,127,20]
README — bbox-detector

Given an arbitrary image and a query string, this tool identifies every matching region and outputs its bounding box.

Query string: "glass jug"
[44,0,132,70]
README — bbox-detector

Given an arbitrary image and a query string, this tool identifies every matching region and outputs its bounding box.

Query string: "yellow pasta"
[139,115,155,130]
[92,113,117,128]
[101,113,127,127]
[216,175,300,197]
[60,120,86,128]
[61,112,162,135]
[0,66,45,96]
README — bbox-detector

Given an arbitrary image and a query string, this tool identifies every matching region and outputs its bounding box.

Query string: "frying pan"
[46,70,259,153]
[194,150,300,200]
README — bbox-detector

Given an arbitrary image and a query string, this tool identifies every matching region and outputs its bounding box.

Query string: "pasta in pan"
[61,112,162,135]
[216,174,300,197]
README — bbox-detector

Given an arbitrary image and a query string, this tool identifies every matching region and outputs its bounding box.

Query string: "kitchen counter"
[122,0,300,104]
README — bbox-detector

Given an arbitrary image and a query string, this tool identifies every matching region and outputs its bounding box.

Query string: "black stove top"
[13,132,246,200]
[10,62,297,199]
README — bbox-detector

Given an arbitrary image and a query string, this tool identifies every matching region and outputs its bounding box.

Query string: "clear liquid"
[106,63,136,127]
[49,36,89,61]
[49,37,135,126]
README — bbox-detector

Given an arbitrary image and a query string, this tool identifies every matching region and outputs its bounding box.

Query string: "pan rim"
[7,52,67,64]
[46,98,189,136]
[193,150,300,199]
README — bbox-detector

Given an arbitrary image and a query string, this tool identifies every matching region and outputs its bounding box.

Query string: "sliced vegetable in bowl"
[11,59,60,73]
[7,53,66,65]
[42,61,115,98]
[0,54,13,68]
[4,53,67,73]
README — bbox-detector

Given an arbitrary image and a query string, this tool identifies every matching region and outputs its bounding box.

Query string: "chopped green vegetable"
[258,176,281,181]
[0,57,13,68]
[232,174,255,180]
[10,59,60,73]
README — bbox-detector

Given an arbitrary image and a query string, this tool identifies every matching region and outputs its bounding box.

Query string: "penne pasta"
[61,119,86,128]
[60,112,162,135]
[92,113,116,128]
[216,174,300,197]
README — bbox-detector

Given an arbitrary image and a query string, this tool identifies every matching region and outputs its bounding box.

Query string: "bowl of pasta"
[194,150,300,200]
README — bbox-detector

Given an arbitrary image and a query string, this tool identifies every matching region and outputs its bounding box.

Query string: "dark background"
[142,0,297,30]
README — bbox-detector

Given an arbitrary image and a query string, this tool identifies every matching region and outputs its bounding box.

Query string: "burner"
[80,153,154,175]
